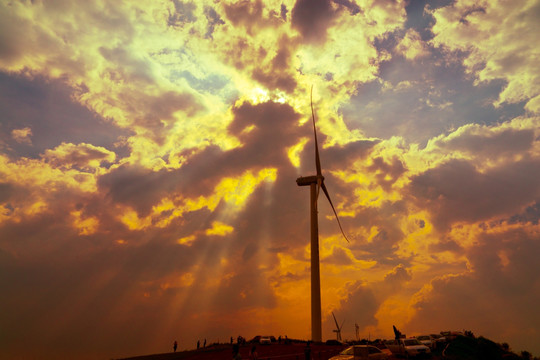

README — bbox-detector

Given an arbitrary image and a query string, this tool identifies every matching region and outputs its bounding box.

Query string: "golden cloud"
[205,221,234,236]
[118,168,277,231]
[395,29,429,61]
[11,127,33,144]
[70,210,99,235]
[43,142,116,171]
[430,0,540,113]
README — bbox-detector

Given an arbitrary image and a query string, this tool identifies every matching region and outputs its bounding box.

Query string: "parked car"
[429,334,446,350]
[259,336,272,345]
[430,334,445,343]
[385,338,431,357]
[416,335,433,348]
[326,339,345,346]
[440,331,463,341]
[329,345,389,360]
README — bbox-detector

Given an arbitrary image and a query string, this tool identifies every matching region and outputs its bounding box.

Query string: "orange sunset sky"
[1,0,539,359]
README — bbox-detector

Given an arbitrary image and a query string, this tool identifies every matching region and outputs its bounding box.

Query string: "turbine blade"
[321,182,349,242]
[332,312,340,329]
[311,86,322,177]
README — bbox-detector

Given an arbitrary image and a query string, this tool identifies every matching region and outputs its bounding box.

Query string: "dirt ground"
[117,342,442,360]
[119,343,347,360]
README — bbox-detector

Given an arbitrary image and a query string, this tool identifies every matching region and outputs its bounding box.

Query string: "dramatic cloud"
[1,1,539,359]
[429,0,540,112]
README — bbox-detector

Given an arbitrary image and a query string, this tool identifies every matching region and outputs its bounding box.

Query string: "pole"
[310,182,322,342]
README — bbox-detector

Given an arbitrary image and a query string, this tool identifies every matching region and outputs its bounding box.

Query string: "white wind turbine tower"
[296,87,349,342]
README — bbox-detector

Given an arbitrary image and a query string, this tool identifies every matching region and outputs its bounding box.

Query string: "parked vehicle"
[430,334,445,344]
[429,334,446,350]
[416,335,433,348]
[385,338,431,357]
[259,336,272,345]
[329,345,389,360]
[326,339,345,346]
[440,331,463,341]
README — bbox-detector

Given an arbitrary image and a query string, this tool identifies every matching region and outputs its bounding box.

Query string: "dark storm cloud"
[204,5,225,39]
[0,226,207,358]
[280,3,289,21]
[224,0,264,34]
[97,45,205,134]
[333,0,361,15]
[120,89,203,136]
[272,42,291,71]
[436,126,535,159]
[368,156,406,191]
[179,100,304,195]
[509,201,540,225]
[228,100,304,165]
[42,143,115,169]
[0,183,14,203]
[0,72,129,159]
[220,2,297,92]
[314,133,377,171]
[327,264,414,338]
[98,165,180,216]
[408,158,540,230]
[252,69,297,93]
[292,0,337,44]
[327,281,378,328]
[212,267,277,311]
[383,263,411,284]
[223,0,284,35]
[428,238,463,254]
[0,5,26,63]
[253,36,298,93]
[342,47,523,144]
[404,0,453,39]
[168,0,197,27]
[324,246,354,265]
[408,227,540,353]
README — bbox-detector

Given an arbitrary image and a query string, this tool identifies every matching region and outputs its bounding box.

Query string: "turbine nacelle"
[296,175,323,186]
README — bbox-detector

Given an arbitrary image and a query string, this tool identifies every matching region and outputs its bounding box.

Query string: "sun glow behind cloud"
[118,168,277,231]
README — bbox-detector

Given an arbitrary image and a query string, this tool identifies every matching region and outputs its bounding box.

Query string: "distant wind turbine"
[332,312,345,342]
[296,87,349,342]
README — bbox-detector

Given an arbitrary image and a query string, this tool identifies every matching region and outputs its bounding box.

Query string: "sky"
[1,0,539,359]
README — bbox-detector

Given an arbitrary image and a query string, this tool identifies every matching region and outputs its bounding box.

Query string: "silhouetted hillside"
[442,335,534,360]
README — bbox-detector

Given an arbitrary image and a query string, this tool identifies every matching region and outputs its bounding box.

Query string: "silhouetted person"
[204,339,207,348]
[304,341,311,360]
[197,340,200,350]
[231,336,233,344]
[173,340,178,352]
[250,345,258,360]
[233,344,242,359]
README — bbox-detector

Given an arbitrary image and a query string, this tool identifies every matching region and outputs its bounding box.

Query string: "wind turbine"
[332,312,345,342]
[296,87,349,342]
